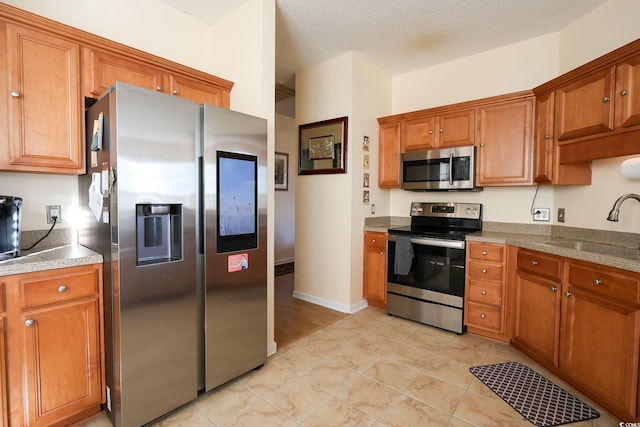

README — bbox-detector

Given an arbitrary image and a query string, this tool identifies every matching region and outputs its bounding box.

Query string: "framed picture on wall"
[298,116,348,175]
[275,152,289,191]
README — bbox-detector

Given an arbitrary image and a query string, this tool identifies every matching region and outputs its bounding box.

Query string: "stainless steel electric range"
[386,201,482,334]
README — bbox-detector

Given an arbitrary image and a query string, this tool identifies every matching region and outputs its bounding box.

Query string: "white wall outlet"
[533,208,550,221]
[46,205,61,224]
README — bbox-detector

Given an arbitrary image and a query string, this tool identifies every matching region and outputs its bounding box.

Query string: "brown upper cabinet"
[377,120,402,188]
[534,38,640,165]
[476,93,534,186]
[0,22,84,174]
[378,91,535,188]
[82,48,231,107]
[0,3,233,175]
[403,109,474,151]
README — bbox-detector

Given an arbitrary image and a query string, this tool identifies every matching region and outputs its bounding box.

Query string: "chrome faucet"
[607,193,640,221]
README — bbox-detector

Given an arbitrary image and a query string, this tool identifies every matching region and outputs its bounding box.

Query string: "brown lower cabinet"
[510,247,640,422]
[2,264,104,426]
[363,231,387,309]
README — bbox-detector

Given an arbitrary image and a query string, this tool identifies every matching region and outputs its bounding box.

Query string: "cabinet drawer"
[517,249,562,281]
[467,260,503,282]
[467,279,502,306]
[364,232,386,250]
[567,262,640,305]
[466,301,501,331]
[468,243,504,262]
[20,269,99,309]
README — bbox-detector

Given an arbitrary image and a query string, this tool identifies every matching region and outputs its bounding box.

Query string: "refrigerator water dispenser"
[136,204,183,265]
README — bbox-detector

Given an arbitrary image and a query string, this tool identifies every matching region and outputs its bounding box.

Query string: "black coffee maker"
[0,196,22,261]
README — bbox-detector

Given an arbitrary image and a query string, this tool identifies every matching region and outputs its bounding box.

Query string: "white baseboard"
[292,290,369,314]
[275,257,294,266]
[267,341,277,357]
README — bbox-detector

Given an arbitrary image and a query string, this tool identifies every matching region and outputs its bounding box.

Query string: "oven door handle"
[389,234,465,249]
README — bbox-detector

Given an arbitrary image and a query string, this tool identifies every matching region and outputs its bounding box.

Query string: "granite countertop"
[0,245,103,277]
[364,216,640,273]
[467,231,640,273]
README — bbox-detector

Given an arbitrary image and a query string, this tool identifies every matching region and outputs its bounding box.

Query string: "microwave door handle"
[449,152,454,185]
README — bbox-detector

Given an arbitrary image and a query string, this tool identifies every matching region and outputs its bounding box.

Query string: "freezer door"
[201,104,267,391]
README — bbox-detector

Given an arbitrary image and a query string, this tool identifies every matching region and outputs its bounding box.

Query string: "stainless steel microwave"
[400,145,480,191]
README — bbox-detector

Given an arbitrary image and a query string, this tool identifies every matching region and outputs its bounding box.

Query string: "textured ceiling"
[158,0,606,90]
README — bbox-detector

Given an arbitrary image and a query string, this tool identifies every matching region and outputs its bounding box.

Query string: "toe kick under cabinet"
[2,264,104,427]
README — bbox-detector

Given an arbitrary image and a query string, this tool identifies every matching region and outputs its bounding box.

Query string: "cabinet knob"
[428,130,433,135]
[481,268,487,274]
[531,260,538,266]
[58,285,67,293]
[394,152,399,156]
[593,279,602,286]
[380,251,384,256]
[565,291,572,297]
[172,89,178,95]
[480,313,486,319]
[482,250,488,255]
[25,319,34,327]
[10,90,20,98]
[550,286,557,292]
[602,96,610,103]
[480,143,485,147]
[620,90,629,96]
[439,128,444,133]
[544,134,552,140]
[481,290,487,295]
[371,239,376,243]
[156,85,163,91]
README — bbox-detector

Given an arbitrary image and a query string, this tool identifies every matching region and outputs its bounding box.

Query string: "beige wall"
[274,113,296,264]
[292,0,640,313]
[295,52,391,311]
[381,0,640,234]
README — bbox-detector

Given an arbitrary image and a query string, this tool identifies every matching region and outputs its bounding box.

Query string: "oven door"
[387,234,466,304]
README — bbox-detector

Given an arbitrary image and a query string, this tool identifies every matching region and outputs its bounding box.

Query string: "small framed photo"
[363,173,369,188]
[275,152,288,191]
[363,190,370,204]
[362,135,369,151]
[363,154,369,170]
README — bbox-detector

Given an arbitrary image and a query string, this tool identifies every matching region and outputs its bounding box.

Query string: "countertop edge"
[0,245,103,277]
[467,232,640,273]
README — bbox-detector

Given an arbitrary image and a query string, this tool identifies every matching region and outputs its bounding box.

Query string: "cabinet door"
[363,232,387,309]
[476,97,533,186]
[560,288,639,419]
[82,47,165,97]
[437,110,475,147]
[22,299,101,427]
[512,271,561,367]
[167,74,230,107]
[533,92,555,184]
[2,23,83,174]
[615,53,640,129]
[403,116,435,151]
[555,67,615,141]
[378,122,401,188]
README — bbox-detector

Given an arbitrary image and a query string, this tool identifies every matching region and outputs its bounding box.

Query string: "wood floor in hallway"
[274,271,347,349]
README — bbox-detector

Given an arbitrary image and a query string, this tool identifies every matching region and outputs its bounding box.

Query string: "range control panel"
[410,202,482,220]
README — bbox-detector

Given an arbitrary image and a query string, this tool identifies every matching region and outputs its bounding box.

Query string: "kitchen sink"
[540,239,640,259]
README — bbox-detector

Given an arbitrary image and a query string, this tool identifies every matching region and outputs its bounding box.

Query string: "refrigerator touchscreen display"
[216,151,258,253]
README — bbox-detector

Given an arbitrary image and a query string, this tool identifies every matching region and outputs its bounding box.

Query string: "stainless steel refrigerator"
[79,82,267,427]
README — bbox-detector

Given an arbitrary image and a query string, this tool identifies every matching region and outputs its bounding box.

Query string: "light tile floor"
[79,307,620,427]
